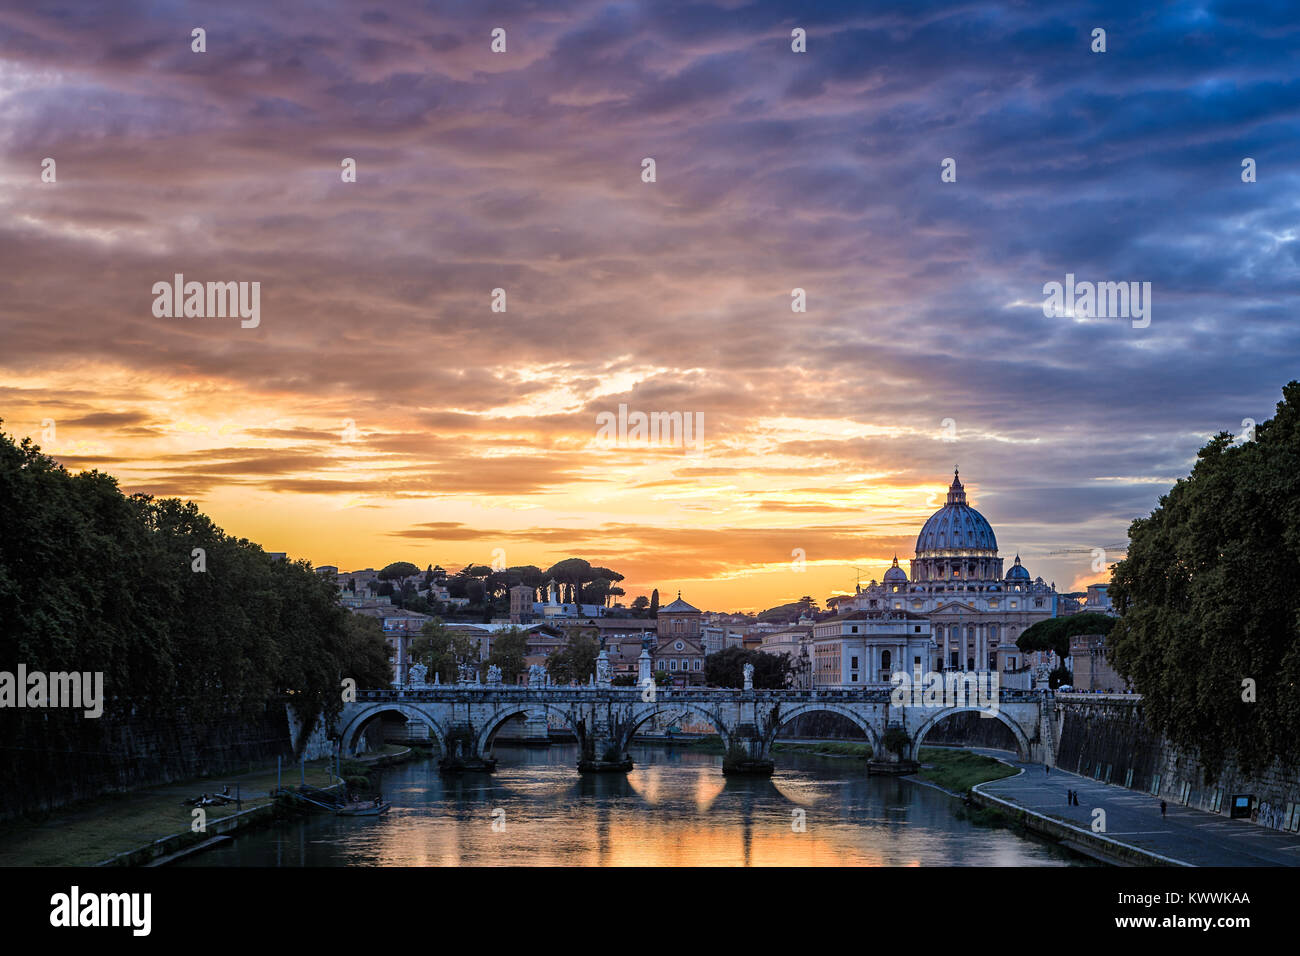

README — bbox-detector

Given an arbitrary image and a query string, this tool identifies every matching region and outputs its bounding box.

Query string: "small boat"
[337,800,390,816]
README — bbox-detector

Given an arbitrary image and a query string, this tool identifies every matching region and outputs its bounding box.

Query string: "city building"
[509,584,535,624]
[654,593,706,685]
[702,624,746,655]
[812,610,932,687]
[829,469,1059,685]
[758,624,814,687]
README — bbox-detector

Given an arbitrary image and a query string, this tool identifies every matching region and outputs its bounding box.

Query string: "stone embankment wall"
[918,710,1022,751]
[1054,694,1300,831]
[0,702,324,822]
[778,711,870,740]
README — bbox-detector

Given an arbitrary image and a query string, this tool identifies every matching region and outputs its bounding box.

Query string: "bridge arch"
[620,702,733,752]
[473,703,583,756]
[759,702,881,753]
[910,707,1030,759]
[338,702,447,756]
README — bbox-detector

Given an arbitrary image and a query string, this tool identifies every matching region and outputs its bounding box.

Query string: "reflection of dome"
[883,556,908,584]
[915,469,998,555]
[1005,555,1031,582]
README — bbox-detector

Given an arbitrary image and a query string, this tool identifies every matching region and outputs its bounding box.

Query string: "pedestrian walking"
[1045,764,1050,776]
[1073,791,1080,806]
[1160,800,1167,818]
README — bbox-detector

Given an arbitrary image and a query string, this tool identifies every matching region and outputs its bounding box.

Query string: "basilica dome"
[883,556,908,584]
[1005,555,1031,582]
[915,469,998,555]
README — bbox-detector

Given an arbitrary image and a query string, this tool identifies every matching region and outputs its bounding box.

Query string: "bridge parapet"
[359,686,1047,704]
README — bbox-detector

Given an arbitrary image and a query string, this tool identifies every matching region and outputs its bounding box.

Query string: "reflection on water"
[181,744,1085,867]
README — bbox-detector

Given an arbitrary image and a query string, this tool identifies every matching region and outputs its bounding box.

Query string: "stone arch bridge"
[335,686,1054,775]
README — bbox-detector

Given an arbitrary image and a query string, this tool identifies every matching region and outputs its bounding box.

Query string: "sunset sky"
[2,1,1297,612]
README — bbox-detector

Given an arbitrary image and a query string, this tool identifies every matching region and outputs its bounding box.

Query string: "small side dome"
[883,555,908,584]
[1005,554,1031,582]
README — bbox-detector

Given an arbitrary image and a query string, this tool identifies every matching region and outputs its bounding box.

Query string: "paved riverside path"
[970,750,1300,866]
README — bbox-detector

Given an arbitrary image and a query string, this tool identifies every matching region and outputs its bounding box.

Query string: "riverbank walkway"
[0,750,365,866]
[973,750,1300,866]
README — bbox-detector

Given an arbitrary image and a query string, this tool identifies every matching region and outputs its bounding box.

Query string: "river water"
[182,744,1086,866]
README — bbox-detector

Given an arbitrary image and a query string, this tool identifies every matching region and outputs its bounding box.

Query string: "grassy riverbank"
[0,748,413,867]
[913,748,1017,794]
[774,740,871,757]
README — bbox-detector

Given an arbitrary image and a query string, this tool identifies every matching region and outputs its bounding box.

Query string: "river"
[181,743,1088,866]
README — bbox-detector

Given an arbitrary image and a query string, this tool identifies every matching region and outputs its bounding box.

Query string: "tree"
[1109,381,1300,778]
[649,589,660,616]
[411,619,480,683]
[631,595,650,615]
[488,628,529,683]
[703,647,790,689]
[757,596,819,623]
[465,578,485,606]
[379,561,420,590]
[1017,612,1117,661]
[0,421,394,816]
[546,632,599,684]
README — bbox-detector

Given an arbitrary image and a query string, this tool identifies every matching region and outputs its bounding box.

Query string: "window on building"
[693,659,700,670]
[881,650,891,669]
[850,656,858,669]
[669,660,677,670]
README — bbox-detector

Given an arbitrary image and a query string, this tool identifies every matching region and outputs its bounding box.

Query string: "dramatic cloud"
[1,0,1296,609]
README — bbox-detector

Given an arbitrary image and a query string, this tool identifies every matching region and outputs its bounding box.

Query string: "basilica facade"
[828,469,1059,683]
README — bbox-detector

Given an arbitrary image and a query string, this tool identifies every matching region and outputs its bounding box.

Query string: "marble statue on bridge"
[408,662,428,687]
